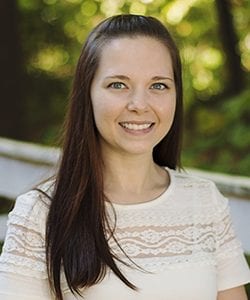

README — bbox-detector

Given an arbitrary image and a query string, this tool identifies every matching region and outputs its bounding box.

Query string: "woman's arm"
[0,272,53,300]
[217,285,248,300]
[0,190,51,299]
[212,184,250,295]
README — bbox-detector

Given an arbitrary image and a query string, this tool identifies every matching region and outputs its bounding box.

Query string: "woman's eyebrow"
[104,75,174,81]
[151,76,174,81]
[104,75,130,80]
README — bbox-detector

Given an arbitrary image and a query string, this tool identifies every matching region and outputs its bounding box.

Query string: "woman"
[0,14,249,300]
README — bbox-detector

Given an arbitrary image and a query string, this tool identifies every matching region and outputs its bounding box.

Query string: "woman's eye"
[108,82,126,89]
[150,83,168,90]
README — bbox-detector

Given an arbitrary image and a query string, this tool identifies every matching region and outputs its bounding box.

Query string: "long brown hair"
[46,14,183,299]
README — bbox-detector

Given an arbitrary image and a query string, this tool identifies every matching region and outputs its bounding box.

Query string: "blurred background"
[0,0,249,175]
[0,0,250,291]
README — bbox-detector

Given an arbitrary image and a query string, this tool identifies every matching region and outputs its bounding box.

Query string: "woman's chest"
[63,266,218,300]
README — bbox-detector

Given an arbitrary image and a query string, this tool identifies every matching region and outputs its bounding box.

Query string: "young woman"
[0,14,249,300]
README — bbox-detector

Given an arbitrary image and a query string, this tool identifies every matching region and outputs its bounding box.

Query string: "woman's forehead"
[96,36,173,78]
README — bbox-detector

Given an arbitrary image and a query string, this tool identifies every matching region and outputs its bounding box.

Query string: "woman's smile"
[119,121,155,134]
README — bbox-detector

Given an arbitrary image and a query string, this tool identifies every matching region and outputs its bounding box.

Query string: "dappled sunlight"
[176,21,193,36]
[182,46,196,63]
[80,1,98,17]
[140,0,154,3]
[199,48,224,70]
[64,20,80,38]
[241,53,250,71]
[184,46,224,92]
[130,1,147,15]
[192,69,213,91]
[164,0,200,25]
[75,11,92,25]
[64,19,89,44]
[31,46,70,74]
[100,0,125,16]
[64,0,82,4]
[242,33,250,51]
[240,33,250,70]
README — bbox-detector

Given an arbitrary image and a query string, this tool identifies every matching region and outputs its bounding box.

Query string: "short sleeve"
[212,184,250,291]
[0,190,53,299]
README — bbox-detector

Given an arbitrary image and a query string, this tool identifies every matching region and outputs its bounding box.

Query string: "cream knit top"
[0,168,250,299]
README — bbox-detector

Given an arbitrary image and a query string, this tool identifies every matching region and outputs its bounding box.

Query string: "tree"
[0,0,25,139]
[215,0,245,98]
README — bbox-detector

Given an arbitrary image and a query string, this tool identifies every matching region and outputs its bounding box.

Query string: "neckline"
[107,167,175,210]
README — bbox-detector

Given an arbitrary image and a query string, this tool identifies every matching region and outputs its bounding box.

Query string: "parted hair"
[45,14,183,299]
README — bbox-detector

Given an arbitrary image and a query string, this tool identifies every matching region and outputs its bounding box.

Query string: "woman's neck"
[102,152,169,205]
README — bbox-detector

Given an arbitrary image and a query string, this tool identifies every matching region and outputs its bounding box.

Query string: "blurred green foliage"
[0,196,14,215]
[6,0,250,175]
[183,88,250,175]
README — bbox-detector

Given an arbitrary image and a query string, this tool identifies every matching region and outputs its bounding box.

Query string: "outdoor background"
[0,0,249,176]
[0,0,250,295]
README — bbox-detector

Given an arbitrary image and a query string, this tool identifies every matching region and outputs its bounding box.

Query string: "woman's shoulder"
[10,179,55,222]
[0,180,56,279]
[168,167,228,210]
[169,167,217,190]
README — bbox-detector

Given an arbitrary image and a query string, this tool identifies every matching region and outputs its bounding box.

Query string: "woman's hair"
[46,14,183,299]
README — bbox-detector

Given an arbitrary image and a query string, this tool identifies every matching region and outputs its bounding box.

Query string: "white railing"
[0,137,59,199]
[1,137,250,251]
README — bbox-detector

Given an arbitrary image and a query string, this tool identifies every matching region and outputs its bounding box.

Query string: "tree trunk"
[0,0,25,139]
[215,0,245,95]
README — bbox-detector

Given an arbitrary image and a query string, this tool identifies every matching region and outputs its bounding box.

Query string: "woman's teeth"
[120,122,153,130]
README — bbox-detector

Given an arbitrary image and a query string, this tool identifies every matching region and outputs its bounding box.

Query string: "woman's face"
[90,36,176,159]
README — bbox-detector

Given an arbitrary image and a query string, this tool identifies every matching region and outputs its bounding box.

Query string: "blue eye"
[108,82,126,89]
[151,83,168,90]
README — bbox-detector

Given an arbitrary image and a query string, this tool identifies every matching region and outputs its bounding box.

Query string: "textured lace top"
[0,168,250,300]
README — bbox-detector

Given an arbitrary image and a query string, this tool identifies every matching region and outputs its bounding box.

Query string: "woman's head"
[67,14,183,168]
[90,35,177,160]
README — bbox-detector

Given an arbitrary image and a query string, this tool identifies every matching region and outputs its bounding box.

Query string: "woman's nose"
[127,89,149,113]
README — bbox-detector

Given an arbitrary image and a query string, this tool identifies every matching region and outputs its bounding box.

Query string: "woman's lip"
[119,121,155,125]
[119,122,155,133]
[119,122,154,128]
[119,121,154,127]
